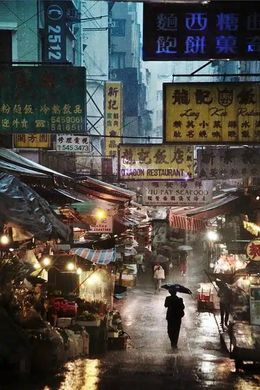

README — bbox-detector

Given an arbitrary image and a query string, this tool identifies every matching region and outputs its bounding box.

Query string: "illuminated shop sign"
[143,2,260,60]
[164,82,260,144]
[118,144,194,181]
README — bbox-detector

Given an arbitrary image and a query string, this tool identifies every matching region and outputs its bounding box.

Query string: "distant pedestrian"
[179,251,188,276]
[218,284,232,328]
[164,288,185,349]
[153,263,165,293]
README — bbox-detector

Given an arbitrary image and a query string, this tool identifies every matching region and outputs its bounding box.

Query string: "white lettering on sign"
[56,134,92,153]
[143,180,213,206]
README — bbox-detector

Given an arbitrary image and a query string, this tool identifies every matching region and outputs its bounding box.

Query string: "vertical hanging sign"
[104,81,123,171]
[44,1,67,63]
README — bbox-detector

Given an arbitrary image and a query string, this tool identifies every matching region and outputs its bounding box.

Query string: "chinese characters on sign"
[142,180,213,206]
[104,82,123,161]
[14,134,51,148]
[119,144,194,181]
[164,83,260,144]
[197,147,260,179]
[0,66,86,134]
[143,2,260,60]
[56,134,92,153]
[246,240,260,261]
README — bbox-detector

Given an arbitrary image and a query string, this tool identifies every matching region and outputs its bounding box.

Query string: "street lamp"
[207,230,218,242]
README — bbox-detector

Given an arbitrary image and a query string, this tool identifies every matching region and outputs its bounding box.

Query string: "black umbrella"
[161,283,192,295]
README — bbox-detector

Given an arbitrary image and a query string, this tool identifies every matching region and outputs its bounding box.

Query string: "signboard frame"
[163,82,260,145]
[118,143,194,181]
[0,66,86,134]
[143,1,260,61]
[142,180,213,206]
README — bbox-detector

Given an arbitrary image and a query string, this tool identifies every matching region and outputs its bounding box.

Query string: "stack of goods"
[213,254,247,274]
[107,310,128,350]
[197,283,218,311]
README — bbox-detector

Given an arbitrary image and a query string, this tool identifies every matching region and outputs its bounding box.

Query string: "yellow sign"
[14,133,51,148]
[164,83,260,144]
[104,82,123,158]
[119,144,193,180]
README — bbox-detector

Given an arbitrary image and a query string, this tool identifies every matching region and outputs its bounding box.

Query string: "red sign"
[246,240,260,261]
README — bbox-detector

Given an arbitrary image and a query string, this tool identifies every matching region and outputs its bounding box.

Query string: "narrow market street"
[2,253,260,390]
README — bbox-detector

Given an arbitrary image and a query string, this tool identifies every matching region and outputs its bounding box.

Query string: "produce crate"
[107,335,128,350]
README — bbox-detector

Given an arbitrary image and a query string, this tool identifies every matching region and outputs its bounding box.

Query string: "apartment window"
[111,19,126,37]
[110,52,126,69]
[0,30,12,62]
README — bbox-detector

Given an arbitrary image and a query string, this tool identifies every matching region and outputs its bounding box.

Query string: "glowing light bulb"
[66,262,75,271]
[42,256,51,267]
[94,208,107,221]
[76,267,82,275]
[0,234,10,245]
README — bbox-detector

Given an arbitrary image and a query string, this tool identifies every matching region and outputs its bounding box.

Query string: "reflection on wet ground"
[1,263,260,390]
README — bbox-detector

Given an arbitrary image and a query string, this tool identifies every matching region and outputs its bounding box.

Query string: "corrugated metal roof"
[0,148,70,178]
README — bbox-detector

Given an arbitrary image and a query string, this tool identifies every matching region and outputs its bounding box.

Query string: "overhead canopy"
[0,148,69,179]
[186,195,240,219]
[0,148,134,205]
[0,173,71,241]
[70,247,116,265]
[169,195,240,232]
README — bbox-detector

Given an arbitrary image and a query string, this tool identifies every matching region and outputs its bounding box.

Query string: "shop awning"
[0,173,71,241]
[0,148,69,179]
[169,195,240,232]
[169,212,207,232]
[186,195,240,220]
[70,247,116,265]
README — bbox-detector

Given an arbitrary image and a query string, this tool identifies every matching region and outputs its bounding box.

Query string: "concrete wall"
[0,0,39,62]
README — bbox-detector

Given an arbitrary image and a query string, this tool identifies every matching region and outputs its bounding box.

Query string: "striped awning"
[169,195,239,232]
[70,247,116,265]
[169,212,207,232]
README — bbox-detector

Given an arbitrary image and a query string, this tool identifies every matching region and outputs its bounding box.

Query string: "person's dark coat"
[164,292,185,348]
[164,294,185,320]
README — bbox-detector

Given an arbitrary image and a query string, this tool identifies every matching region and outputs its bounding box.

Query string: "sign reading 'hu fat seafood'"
[142,180,213,206]
[163,82,260,144]
[118,144,194,181]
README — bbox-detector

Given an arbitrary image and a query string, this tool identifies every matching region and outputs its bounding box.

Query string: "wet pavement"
[1,257,260,390]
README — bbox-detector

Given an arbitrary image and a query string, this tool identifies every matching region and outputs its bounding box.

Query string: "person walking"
[218,284,232,329]
[164,288,185,349]
[179,251,188,276]
[153,263,165,293]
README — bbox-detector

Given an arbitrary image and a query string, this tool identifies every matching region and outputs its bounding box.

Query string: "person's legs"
[224,305,230,326]
[220,302,225,326]
[168,320,181,348]
[154,278,159,292]
[158,278,162,291]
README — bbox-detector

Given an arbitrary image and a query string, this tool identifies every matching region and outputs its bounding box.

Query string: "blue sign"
[143,2,260,61]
